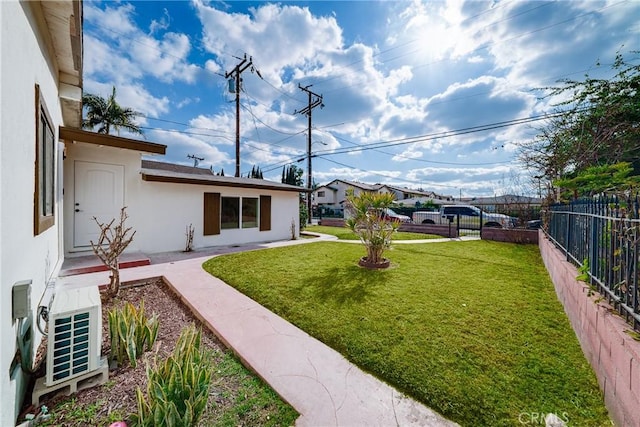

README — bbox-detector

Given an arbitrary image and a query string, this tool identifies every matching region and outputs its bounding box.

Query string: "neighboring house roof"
[141,160,213,176]
[326,179,381,191]
[381,184,452,200]
[140,167,309,193]
[393,197,465,207]
[60,127,166,155]
[462,195,542,205]
[317,180,452,200]
[315,184,338,192]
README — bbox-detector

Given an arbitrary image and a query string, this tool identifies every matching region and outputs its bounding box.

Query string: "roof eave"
[141,171,310,193]
[60,127,167,155]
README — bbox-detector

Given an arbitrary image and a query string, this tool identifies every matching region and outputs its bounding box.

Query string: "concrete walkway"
[59,236,461,426]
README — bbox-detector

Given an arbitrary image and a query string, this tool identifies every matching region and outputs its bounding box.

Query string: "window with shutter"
[259,195,271,231]
[203,192,220,235]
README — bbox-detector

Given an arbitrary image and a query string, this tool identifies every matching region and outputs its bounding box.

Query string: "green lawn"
[305,224,442,240]
[203,241,610,427]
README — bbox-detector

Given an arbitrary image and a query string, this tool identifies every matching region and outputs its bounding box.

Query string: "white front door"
[74,161,124,248]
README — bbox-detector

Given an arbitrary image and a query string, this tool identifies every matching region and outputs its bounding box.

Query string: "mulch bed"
[22,278,242,425]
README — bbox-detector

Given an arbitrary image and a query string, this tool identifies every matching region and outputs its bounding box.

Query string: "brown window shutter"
[259,195,271,231]
[204,192,221,235]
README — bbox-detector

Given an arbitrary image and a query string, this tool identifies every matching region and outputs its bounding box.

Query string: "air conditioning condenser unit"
[46,285,102,386]
[32,284,108,404]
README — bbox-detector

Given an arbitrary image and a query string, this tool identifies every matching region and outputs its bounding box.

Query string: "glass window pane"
[221,197,239,229]
[34,86,55,235]
[43,120,54,216]
[242,198,258,228]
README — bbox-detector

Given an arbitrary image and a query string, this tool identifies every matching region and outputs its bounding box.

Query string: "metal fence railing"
[547,196,640,332]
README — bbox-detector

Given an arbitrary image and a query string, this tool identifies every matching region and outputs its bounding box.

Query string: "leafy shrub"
[299,202,308,229]
[344,189,399,264]
[132,325,212,427]
[108,300,159,368]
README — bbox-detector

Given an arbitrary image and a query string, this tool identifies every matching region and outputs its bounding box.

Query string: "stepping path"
[59,237,460,426]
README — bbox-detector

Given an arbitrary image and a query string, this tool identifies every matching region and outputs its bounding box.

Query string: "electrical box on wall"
[12,280,32,320]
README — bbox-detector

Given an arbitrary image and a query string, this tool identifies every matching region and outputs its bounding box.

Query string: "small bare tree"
[184,224,194,252]
[290,218,297,240]
[91,207,136,298]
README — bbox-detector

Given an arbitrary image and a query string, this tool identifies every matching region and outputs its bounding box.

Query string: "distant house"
[1,1,83,424]
[313,179,452,215]
[314,180,378,215]
[460,194,543,213]
[377,184,454,202]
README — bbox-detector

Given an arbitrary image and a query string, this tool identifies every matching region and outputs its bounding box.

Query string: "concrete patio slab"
[60,251,150,276]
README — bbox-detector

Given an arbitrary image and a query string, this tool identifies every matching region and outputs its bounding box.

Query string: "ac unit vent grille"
[51,312,92,381]
[46,286,101,386]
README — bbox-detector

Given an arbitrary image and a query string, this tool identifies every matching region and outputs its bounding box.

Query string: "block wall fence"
[539,231,640,427]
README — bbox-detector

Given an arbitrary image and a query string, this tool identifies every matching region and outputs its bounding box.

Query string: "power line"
[142,116,235,138]
[317,157,471,191]
[260,109,573,175]
[138,126,234,142]
[239,102,304,136]
[314,110,576,158]
[316,129,513,166]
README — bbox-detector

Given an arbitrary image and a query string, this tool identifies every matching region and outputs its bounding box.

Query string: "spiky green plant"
[108,300,159,368]
[132,325,212,427]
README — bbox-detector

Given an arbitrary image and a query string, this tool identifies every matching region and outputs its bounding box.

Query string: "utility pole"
[225,54,254,177]
[295,84,323,225]
[187,154,204,167]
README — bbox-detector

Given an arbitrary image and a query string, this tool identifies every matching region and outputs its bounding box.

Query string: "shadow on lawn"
[300,264,388,305]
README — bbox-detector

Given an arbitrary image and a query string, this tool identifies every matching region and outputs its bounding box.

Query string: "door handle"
[75,209,82,212]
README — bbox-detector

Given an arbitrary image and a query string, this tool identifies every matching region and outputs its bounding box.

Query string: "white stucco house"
[1,1,83,424]
[62,127,305,255]
[1,2,304,424]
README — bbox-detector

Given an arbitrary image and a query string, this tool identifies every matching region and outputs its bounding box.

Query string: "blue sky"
[83,0,639,197]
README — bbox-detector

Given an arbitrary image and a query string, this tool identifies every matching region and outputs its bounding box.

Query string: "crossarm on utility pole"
[225,54,254,177]
[295,84,324,225]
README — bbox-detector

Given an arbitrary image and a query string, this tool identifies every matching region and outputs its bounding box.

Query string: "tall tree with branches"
[519,51,640,199]
[82,86,144,136]
[91,207,136,298]
[281,165,303,186]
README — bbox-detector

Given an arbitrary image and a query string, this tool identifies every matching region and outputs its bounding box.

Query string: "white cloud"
[392,147,423,163]
[195,2,343,75]
[149,8,171,35]
[83,35,142,81]
[84,3,201,85]
[119,84,170,118]
[176,97,200,109]
[149,129,231,168]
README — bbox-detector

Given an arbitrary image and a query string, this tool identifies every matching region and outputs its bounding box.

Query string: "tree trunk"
[109,265,120,297]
